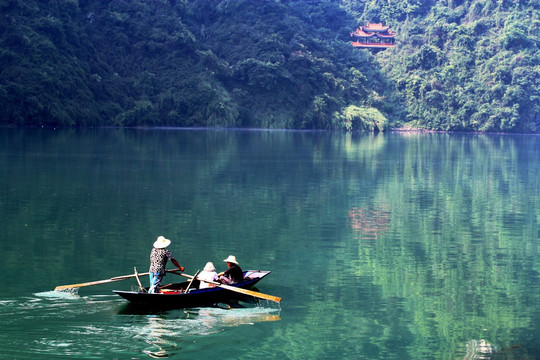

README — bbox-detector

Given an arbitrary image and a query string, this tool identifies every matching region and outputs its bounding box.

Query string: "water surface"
[0,128,539,359]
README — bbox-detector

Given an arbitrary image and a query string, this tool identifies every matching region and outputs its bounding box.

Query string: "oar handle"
[110,268,181,281]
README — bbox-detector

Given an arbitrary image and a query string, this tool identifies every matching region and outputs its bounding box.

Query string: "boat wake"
[34,290,81,299]
[1,293,280,359]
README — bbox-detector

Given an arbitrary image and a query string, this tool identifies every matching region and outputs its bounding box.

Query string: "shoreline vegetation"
[3,124,534,137]
[0,0,538,133]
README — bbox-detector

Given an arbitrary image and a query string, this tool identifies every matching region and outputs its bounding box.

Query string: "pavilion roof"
[363,23,390,31]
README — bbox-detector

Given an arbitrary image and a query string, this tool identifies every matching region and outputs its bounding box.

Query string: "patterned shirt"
[149,248,174,274]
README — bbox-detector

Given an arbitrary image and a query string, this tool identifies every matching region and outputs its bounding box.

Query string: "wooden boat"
[113,270,273,308]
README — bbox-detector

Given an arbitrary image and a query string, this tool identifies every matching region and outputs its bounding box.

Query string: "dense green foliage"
[344,0,540,132]
[0,0,538,132]
[0,0,390,131]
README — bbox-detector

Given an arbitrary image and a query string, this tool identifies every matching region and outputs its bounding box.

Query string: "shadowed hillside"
[0,0,392,131]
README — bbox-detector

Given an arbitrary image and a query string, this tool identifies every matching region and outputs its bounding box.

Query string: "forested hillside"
[0,0,391,131]
[0,0,538,132]
[345,0,540,132]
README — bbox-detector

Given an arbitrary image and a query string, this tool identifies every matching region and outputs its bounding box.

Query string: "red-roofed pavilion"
[350,23,396,49]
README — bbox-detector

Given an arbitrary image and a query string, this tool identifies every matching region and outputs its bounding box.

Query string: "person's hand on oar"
[170,257,184,272]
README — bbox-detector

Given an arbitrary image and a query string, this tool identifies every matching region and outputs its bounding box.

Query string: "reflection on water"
[348,205,391,241]
[141,316,180,358]
[128,304,282,358]
[463,340,530,360]
[193,306,281,329]
[0,292,281,359]
[2,129,540,359]
[464,339,499,360]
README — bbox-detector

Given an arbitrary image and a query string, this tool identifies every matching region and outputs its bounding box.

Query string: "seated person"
[198,262,219,289]
[218,255,243,284]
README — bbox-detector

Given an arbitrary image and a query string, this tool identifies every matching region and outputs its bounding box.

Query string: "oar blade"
[221,284,282,303]
[54,278,119,291]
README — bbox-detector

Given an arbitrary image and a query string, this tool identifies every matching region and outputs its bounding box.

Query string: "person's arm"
[218,267,230,277]
[171,258,184,271]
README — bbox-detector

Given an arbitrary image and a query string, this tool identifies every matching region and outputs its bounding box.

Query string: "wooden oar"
[185,270,200,293]
[54,269,183,291]
[133,267,144,292]
[178,273,281,303]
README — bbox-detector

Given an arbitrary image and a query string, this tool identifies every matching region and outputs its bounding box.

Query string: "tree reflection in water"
[463,339,527,360]
[140,306,281,358]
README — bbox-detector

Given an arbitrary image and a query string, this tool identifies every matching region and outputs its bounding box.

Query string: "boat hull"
[113,270,271,309]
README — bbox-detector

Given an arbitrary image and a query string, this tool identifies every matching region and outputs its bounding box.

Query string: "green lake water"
[1,128,539,359]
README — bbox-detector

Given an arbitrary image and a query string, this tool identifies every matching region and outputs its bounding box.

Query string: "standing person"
[198,262,219,289]
[149,236,184,293]
[218,255,243,285]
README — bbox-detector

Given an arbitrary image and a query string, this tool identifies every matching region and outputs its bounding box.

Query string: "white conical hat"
[153,236,171,249]
[223,255,239,265]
